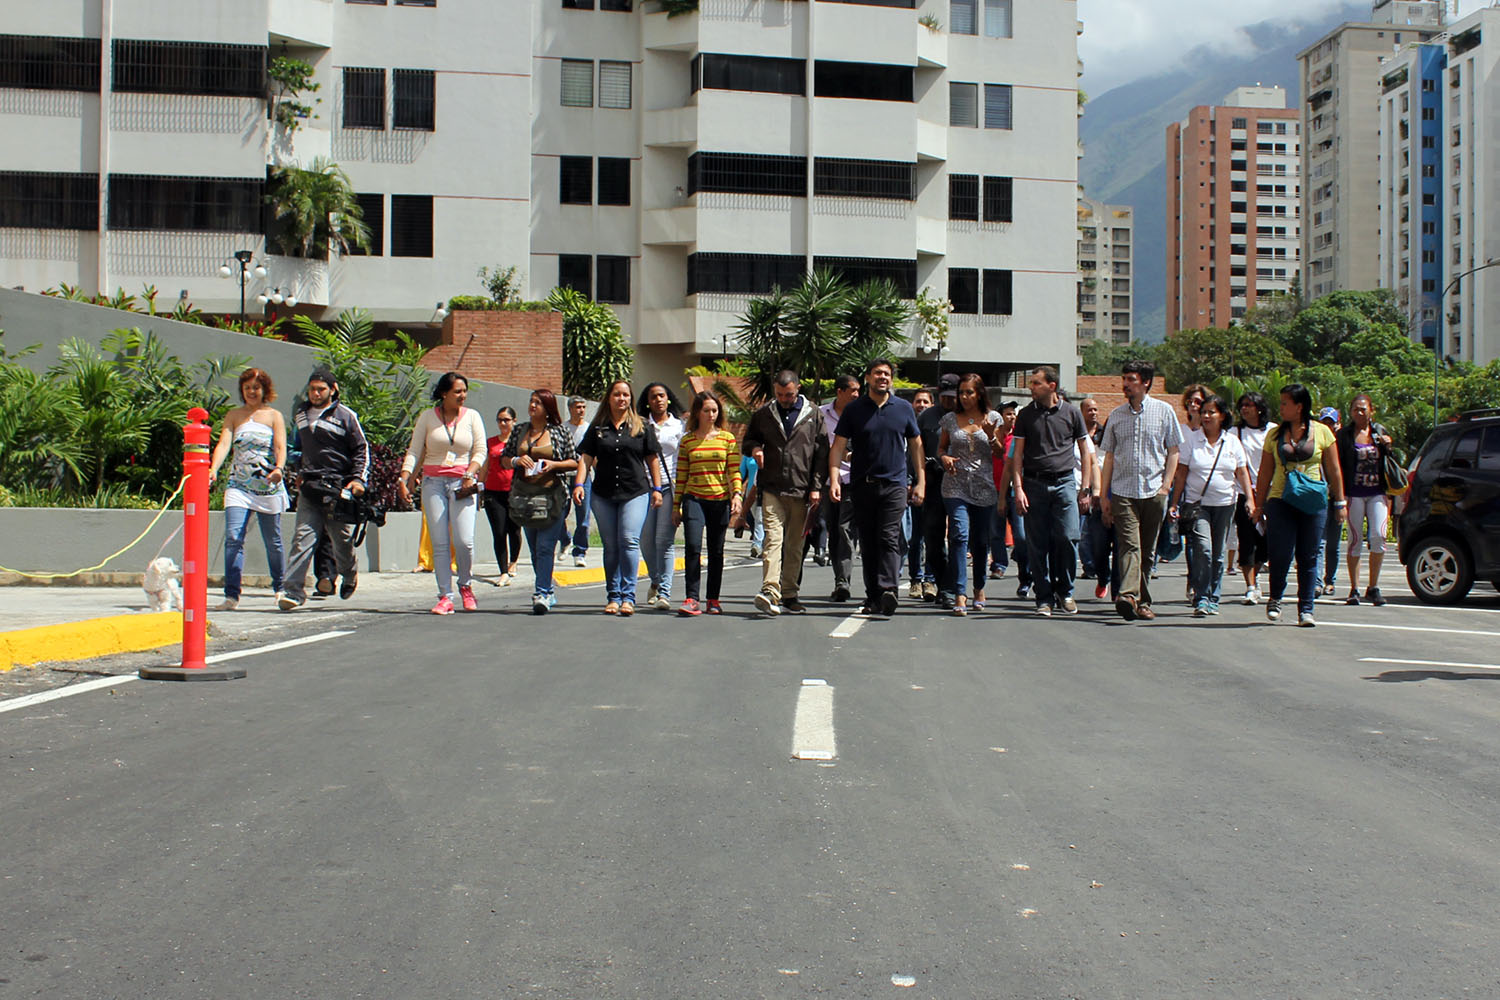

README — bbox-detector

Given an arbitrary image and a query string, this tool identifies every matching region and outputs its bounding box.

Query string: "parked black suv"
[1397,408,1500,604]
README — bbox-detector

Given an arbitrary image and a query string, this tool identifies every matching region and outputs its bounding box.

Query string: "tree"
[1153,327,1294,391]
[47,339,176,493]
[1333,324,1435,378]
[1267,289,1401,362]
[1080,339,1154,376]
[549,287,634,400]
[267,158,371,259]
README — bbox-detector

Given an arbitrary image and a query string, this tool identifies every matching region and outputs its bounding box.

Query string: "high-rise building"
[1377,8,1500,364]
[1299,0,1443,301]
[0,0,1083,390]
[1076,195,1131,348]
[1165,87,1300,335]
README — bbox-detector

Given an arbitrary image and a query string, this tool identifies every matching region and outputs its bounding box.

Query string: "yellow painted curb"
[0,613,182,671]
[554,557,687,588]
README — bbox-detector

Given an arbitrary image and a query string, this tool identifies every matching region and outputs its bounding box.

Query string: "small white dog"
[142,557,184,612]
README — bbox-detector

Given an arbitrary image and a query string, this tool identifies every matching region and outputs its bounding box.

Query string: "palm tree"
[267,158,371,259]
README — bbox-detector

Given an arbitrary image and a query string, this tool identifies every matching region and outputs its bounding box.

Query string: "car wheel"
[1405,537,1474,605]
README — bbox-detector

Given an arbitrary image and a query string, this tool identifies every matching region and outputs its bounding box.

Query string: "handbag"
[1276,425,1330,515]
[1381,451,1408,496]
[508,475,564,527]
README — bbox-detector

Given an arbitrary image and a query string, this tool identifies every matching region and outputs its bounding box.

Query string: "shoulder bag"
[1278,427,1329,515]
[507,426,567,528]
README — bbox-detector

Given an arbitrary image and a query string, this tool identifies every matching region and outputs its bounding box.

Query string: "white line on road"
[830,615,865,639]
[792,678,836,760]
[1318,621,1500,638]
[1359,657,1500,670]
[0,630,352,716]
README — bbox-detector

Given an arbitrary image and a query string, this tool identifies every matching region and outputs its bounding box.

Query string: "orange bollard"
[139,406,245,682]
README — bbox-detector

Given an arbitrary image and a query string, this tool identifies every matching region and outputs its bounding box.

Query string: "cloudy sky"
[1077,0,1493,94]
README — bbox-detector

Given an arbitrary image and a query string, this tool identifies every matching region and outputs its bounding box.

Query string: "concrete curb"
[0,613,181,671]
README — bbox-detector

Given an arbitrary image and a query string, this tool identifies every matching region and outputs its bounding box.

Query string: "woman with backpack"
[1336,394,1395,607]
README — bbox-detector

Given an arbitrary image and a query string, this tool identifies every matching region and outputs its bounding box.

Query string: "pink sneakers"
[459,585,478,611]
[431,595,455,615]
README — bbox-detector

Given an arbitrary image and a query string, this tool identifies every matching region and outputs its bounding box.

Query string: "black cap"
[308,367,337,387]
[938,373,959,396]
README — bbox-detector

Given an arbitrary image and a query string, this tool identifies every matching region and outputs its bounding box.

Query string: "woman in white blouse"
[398,372,487,615]
[1169,395,1254,617]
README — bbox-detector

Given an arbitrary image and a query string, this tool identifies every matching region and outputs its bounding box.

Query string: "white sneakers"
[215,597,238,611]
[1242,586,1261,606]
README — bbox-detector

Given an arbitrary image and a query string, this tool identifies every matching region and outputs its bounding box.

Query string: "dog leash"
[0,475,190,580]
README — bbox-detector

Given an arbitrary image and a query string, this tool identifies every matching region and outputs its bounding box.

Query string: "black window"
[395,0,437,5]
[949,174,979,221]
[0,171,98,230]
[343,67,386,129]
[112,39,266,98]
[687,152,806,197]
[983,83,1012,129]
[814,60,913,102]
[692,53,805,95]
[346,0,386,4]
[107,175,262,232]
[348,192,383,255]
[392,68,435,130]
[812,256,917,298]
[814,158,915,201]
[563,0,595,7]
[600,0,633,10]
[817,0,915,7]
[1448,426,1482,469]
[597,256,630,303]
[559,156,592,205]
[982,268,1012,315]
[948,267,978,314]
[390,194,433,257]
[0,35,100,92]
[559,254,592,297]
[598,157,630,206]
[687,253,805,295]
[982,175,1012,223]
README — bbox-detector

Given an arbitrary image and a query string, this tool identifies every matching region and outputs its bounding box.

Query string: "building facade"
[1299,0,1443,301]
[1076,195,1131,348]
[1165,87,1301,335]
[0,0,1082,390]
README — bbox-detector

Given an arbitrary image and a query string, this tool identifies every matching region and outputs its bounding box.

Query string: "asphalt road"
[4,562,1500,999]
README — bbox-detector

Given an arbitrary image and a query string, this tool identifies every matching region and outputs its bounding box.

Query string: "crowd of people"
[208,359,1406,626]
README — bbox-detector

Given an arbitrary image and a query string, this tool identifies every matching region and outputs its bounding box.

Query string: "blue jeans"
[640,485,676,600]
[1267,497,1327,617]
[1023,476,1079,605]
[569,478,593,558]
[592,492,650,605]
[524,514,569,599]
[906,502,929,583]
[1316,498,1340,588]
[943,497,993,598]
[1183,502,1235,605]
[991,490,1031,586]
[223,505,284,599]
[681,494,729,601]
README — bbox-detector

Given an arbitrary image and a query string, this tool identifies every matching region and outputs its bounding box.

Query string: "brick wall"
[421,310,563,391]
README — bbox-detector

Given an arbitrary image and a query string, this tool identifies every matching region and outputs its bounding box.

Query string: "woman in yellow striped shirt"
[672,392,743,615]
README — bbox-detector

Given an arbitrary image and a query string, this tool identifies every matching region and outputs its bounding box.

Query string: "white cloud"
[1078,0,1491,94]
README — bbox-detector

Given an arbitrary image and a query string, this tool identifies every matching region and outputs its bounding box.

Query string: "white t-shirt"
[1233,423,1275,492]
[1180,429,1248,508]
[651,414,685,484]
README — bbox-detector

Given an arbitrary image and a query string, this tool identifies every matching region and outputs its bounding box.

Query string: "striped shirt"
[1100,394,1183,499]
[673,429,743,514]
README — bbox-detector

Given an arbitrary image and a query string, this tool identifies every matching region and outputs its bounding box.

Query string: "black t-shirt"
[579,420,662,503]
[1013,399,1087,478]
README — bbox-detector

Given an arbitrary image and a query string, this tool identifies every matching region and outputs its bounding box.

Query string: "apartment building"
[1165,87,1300,335]
[1378,8,1500,365]
[0,0,1081,388]
[1299,0,1443,301]
[1076,195,1131,348]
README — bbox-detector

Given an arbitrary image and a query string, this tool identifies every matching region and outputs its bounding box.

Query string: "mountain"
[1078,3,1368,343]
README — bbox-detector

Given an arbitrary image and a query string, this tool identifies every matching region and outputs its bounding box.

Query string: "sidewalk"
[0,536,760,670]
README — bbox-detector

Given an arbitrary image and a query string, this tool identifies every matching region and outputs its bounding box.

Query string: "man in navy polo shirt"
[829,358,925,618]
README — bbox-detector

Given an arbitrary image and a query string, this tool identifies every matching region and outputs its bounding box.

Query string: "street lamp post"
[1434,257,1500,425]
[218,250,266,326]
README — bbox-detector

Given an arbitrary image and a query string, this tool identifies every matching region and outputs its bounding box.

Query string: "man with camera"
[278,368,371,611]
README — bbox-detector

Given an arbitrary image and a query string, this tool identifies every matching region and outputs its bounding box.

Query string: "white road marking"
[1360,657,1500,671]
[1319,621,1500,638]
[830,615,865,639]
[0,630,352,716]
[792,678,836,760]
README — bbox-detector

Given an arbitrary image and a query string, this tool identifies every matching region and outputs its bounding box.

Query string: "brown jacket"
[742,395,828,499]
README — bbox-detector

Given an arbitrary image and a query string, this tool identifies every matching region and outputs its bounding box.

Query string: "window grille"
[561,60,593,107]
[394,0,436,6]
[559,254,592,297]
[692,53,804,95]
[950,82,978,127]
[598,61,631,109]
[343,67,386,129]
[951,0,977,34]
[597,157,631,206]
[982,176,1012,222]
[983,83,1012,129]
[814,61,913,102]
[563,0,595,8]
[347,192,383,255]
[600,0,632,10]
[112,39,265,98]
[948,267,978,314]
[0,171,98,230]
[687,152,806,197]
[814,158,915,201]
[687,253,805,295]
[597,256,630,303]
[983,0,1012,37]
[0,35,100,92]
[949,174,979,221]
[107,174,262,232]
[390,194,432,257]
[813,256,917,298]
[982,269,1012,315]
[393,69,435,130]
[559,157,592,205]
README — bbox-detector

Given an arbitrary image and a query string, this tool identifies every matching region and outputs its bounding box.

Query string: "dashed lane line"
[1360,657,1500,670]
[792,678,836,760]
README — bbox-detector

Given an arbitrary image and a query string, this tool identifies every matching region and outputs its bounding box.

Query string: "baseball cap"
[1317,406,1340,423]
[938,373,960,397]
